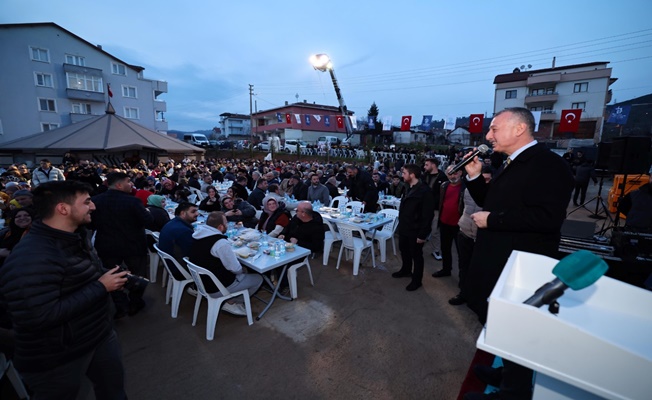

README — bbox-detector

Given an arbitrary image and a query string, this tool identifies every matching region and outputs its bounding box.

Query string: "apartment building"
[252,101,356,145]
[493,61,616,141]
[0,22,168,144]
[219,112,251,137]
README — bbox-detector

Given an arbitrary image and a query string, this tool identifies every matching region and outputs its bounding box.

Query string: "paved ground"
[107,181,612,400]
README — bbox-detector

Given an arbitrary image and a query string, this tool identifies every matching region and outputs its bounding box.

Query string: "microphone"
[524,250,608,308]
[449,144,490,174]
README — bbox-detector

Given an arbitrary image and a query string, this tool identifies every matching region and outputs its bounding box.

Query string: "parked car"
[283,140,308,153]
[257,141,270,151]
[208,140,218,148]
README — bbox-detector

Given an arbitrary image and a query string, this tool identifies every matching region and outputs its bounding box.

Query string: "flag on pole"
[421,115,432,130]
[444,116,456,130]
[368,116,375,129]
[531,111,541,132]
[382,116,392,131]
[349,116,357,130]
[304,115,311,126]
[336,116,344,129]
[324,115,331,127]
[559,109,582,133]
[313,114,322,122]
[400,116,412,131]
[294,114,301,124]
[469,114,484,133]
[276,113,282,123]
[107,83,113,98]
[285,113,292,124]
[607,105,631,124]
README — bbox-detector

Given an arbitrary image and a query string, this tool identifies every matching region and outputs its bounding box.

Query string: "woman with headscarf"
[199,186,221,212]
[0,207,35,265]
[257,196,291,238]
[145,195,170,232]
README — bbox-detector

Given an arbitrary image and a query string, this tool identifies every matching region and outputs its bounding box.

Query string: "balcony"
[524,92,558,105]
[66,88,105,102]
[539,110,557,121]
[154,100,167,112]
[152,80,168,97]
[527,73,561,86]
[155,119,168,131]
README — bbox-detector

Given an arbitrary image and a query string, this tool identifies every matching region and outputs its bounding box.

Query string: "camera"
[114,266,149,292]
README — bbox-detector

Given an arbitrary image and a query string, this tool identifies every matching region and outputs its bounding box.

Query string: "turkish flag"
[107,84,113,98]
[559,109,582,133]
[400,116,412,131]
[336,116,344,129]
[285,113,291,124]
[469,114,484,134]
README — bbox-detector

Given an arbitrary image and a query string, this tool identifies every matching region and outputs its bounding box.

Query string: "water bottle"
[274,241,281,259]
[279,241,286,256]
[261,231,268,247]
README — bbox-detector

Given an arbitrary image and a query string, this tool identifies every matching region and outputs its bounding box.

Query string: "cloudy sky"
[3,0,651,132]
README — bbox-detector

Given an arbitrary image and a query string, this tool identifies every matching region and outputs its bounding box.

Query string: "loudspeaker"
[608,136,651,174]
[596,142,612,170]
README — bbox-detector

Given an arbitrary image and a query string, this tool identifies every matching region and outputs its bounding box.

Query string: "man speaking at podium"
[462,108,574,400]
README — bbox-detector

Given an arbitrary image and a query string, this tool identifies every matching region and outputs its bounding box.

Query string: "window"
[38,98,56,112]
[66,73,103,92]
[155,111,165,121]
[41,123,59,131]
[122,85,137,98]
[30,47,49,62]
[124,107,139,119]
[571,102,586,110]
[72,103,92,114]
[530,87,555,96]
[112,63,127,76]
[35,72,54,87]
[574,82,588,93]
[505,90,517,99]
[65,54,86,66]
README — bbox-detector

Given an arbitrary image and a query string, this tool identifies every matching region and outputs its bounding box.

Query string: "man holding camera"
[91,172,153,318]
[0,181,128,399]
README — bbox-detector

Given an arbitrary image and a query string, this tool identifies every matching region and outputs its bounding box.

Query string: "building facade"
[251,101,357,145]
[0,22,168,144]
[493,62,616,142]
[219,112,251,137]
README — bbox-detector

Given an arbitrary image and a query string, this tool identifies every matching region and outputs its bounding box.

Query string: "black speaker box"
[608,136,651,174]
[596,142,612,170]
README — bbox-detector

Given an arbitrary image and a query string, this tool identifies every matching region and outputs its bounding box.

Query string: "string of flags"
[274,109,586,133]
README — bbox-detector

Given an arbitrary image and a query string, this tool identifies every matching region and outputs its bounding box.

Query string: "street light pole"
[310,54,353,141]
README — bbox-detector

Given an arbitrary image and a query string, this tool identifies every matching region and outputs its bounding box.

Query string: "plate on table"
[235,247,255,259]
[351,218,363,223]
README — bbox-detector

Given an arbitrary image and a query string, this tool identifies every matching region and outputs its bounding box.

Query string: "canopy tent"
[0,110,204,166]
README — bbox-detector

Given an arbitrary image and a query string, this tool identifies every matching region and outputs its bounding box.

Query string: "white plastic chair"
[184,258,253,340]
[366,209,399,262]
[145,229,163,284]
[336,223,375,276]
[329,195,348,208]
[188,186,205,203]
[346,201,364,214]
[323,219,342,265]
[153,244,194,318]
[287,256,314,299]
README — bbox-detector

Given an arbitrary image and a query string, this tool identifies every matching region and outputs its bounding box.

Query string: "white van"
[317,136,340,148]
[183,133,210,147]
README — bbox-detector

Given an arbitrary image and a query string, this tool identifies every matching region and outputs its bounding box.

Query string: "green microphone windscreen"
[552,250,609,290]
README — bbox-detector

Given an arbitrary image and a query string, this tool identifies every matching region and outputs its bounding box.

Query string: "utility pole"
[249,84,254,156]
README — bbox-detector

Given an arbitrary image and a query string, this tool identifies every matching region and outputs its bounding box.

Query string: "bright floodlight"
[310,54,332,71]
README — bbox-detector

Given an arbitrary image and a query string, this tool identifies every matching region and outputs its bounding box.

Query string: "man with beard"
[307,173,330,205]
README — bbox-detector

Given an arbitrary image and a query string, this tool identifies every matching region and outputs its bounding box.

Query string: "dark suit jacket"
[465,143,574,323]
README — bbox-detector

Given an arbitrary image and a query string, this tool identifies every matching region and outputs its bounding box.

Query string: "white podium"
[476,251,652,400]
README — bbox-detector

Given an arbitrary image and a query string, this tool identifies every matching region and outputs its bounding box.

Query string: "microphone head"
[552,250,608,290]
[477,144,490,154]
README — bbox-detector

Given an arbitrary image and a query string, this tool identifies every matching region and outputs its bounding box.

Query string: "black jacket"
[0,221,112,372]
[280,213,325,254]
[349,170,378,213]
[398,181,435,239]
[91,189,153,258]
[422,170,448,209]
[145,205,170,232]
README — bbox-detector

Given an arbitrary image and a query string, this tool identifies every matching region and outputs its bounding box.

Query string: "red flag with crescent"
[336,115,344,129]
[559,109,581,133]
[469,114,484,134]
[107,83,113,98]
[400,116,412,131]
[285,113,291,124]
